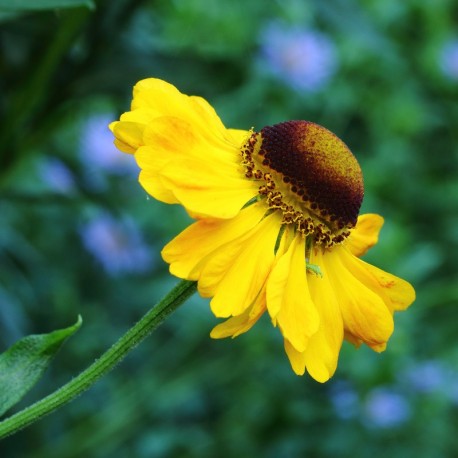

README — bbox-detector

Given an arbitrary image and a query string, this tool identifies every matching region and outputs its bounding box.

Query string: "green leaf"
[0,316,82,417]
[0,0,95,11]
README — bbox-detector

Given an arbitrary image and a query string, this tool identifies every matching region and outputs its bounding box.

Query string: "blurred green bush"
[1,0,457,457]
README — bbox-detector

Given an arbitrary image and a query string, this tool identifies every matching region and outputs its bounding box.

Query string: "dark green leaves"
[0,0,95,11]
[0,316,82,416]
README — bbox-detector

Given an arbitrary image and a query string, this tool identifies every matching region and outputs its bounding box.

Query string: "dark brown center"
[258,120,364,230]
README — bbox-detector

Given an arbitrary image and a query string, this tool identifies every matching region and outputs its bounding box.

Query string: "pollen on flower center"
[241,120,364,246]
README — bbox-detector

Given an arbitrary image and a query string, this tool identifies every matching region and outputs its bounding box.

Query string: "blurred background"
[1,0,457,456]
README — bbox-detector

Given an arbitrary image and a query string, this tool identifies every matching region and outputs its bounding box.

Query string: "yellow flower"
[110,78,415,382]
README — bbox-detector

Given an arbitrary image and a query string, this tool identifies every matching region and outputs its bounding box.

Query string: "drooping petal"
[284,270,343,383]
[210,290,266,339]
[207,212,283,318]
[109,109,163,153]
[110,121,145,154]
[355,261,416,312]
[322,246,394,347]
[346,213,384,257]
[266,235,319,352]
[131,78,231,144]
[136,116,256,219]
[283,248,344,382]
[141,116,241,168]
[133,145,177,204]
[111,78,258,219]
[110,78,239,154]
[121,107,160,122]
[343,331,362,348]
[284,339,308,376]
[162,202,266,280]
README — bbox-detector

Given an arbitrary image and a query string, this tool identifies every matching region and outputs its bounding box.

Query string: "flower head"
[110,78,415,382]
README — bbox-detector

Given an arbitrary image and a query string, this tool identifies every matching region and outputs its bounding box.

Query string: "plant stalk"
[0,279,197,439]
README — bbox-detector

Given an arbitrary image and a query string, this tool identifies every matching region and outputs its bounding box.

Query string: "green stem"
[0,279,197,439]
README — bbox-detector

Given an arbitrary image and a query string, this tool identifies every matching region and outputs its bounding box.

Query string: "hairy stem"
[0,279,197,439]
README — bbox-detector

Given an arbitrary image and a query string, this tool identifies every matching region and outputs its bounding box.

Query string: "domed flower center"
[241,120,364,246]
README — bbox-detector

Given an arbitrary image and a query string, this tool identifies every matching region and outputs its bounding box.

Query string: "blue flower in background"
[439,39,458,80]
[328,380,359,420]
[38,157,76,194]
[402,360,448,394]
[364,387,411,429]
[80,213,153,276]
[259,22,338,91]
[79,114,138,183]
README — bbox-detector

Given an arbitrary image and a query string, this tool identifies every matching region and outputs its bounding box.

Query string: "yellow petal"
[132,79,187,114]
[110,121,145,154]
[266,235,319,352]
[344,331,386,352]
[344,331,362,348]
[302,250,344,382]
[323,246,394,347]
[136,116,256,219]
[135,146,178,204]
[161,165,257,219]
[283,249,344,382]
[208,212,282,318]
[369,342,387,352]
[162,202,266,280]
[119,108,162,124]
[347,213,384,257]
[142,116,237,164]
[131,78,230,144]
[111,77,239,156]
[210,291,266,339]
[113,138,136,154]
[284,339,307,376]
[227,128,250,147]
[356,261,416,312]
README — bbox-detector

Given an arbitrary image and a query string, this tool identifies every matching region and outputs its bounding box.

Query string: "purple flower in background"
[329,380,359,420]
[38,157,76,194]
[80,213,153,276]
[260,22,338,91]
[439,39,458,80]
[364,387,411,429]
[450,377,458,405]
[79,114,139,176]
[403,360,448,393]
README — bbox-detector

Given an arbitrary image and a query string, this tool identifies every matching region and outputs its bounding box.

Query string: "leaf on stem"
[0,0,95,11]
[0,315,82,417]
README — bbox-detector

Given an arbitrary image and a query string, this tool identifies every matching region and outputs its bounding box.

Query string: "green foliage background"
[1,0,457,456]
